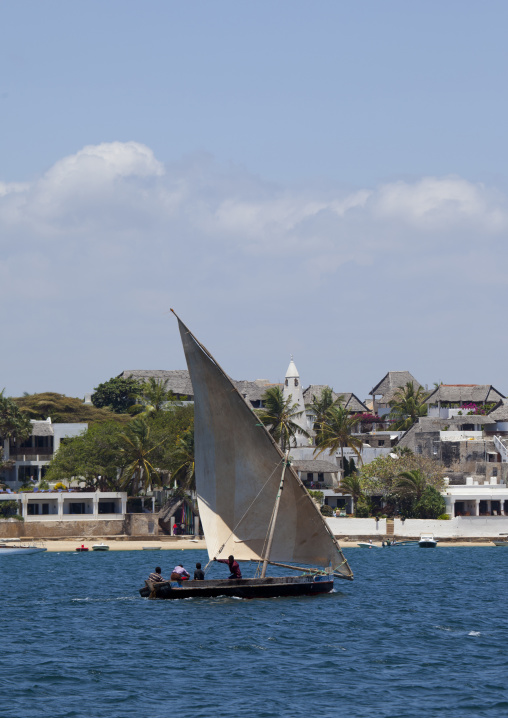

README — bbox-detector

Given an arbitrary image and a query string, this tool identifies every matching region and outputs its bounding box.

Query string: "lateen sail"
[177,316,353,579]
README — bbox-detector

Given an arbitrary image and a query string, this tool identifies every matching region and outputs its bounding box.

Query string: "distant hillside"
[12,393,131,425]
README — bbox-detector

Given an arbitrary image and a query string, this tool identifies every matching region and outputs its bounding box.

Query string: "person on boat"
[170,564,190,581]
[148,567,165,583]
[194,562,205,580]
[214,555,242,579]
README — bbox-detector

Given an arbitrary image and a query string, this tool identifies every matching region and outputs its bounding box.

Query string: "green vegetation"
[314,404,363,468]
[135,377,181,417]
[12,392,130,425]
[388,381,428,430]
[45,404,194,494]
[0,389,32,442]
[360,453,446,518]
[308,387,344,446]
[0,500,23,520]
[91,376,142,414]
[307,489,324,503]
[258,386,309,452]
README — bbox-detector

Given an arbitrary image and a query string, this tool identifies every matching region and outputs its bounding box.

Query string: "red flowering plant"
[352,413,387,431]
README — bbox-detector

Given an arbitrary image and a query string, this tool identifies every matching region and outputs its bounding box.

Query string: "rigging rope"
[203,456,286,575]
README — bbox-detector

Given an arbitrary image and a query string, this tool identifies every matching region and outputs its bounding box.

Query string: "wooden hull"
[140,575,334,600]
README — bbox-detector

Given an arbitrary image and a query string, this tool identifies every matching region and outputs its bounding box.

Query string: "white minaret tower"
[283,356,309,446]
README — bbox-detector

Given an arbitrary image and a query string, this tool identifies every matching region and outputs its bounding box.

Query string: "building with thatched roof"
[369,371,422,415]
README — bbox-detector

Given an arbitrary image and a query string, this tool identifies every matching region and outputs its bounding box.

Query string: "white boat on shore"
[92,543,109,551]
[419,534,438,548]
[358,542,380,549]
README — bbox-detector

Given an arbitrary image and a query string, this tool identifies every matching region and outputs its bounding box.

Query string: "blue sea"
[1,547,507,718]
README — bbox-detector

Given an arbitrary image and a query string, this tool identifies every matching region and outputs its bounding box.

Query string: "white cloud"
[2,141,508,398]
[370,176,507,231]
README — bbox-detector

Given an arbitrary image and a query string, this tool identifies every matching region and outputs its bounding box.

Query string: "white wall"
[326,517,386,535]
[326,516,508,538]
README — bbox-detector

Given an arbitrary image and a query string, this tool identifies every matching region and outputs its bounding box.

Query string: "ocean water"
[1,546,507,718]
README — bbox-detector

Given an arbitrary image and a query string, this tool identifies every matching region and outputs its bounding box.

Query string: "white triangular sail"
[176,315,353,579]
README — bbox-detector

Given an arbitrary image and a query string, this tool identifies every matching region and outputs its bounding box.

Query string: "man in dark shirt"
[214,555,242,579]
[148,567,165,583]
[194,562,205,580]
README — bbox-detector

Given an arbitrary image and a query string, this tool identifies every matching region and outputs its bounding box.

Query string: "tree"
[308,387,344,446]
[314,404,363,470]
[13,392,130,425]
[118,418,163,494]
[44,404,194,494]
[340,473,363,504]
[388,381,428,430]
[0,390,32,442]
[393,468,428,502]
[361,453,445,493]
[414,486,446,519]
[258,386,309,452]
[1,390,32,475]
[136,378,179,416]
[44,421,125,490]
[92,376,142,414]
[170,427,195,491]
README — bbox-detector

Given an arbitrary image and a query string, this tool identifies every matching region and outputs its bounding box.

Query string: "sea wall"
[326,516,508,539]
[0,513,160,539]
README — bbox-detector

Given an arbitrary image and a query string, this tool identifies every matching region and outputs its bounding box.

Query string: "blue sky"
[1,1,508,401]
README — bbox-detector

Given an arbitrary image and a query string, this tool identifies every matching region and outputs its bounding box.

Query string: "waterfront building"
[2,419,87,489]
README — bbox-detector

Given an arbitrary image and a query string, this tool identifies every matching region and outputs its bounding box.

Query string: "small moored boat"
[419,534,438,548]
[92,543,109,551]
[357,542,380,549]
[75,545,89,552]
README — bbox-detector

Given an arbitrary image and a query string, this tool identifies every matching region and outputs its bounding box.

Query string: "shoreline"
[12,537,503,551]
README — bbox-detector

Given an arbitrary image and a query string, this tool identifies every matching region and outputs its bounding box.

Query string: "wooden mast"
[260,451,289,578]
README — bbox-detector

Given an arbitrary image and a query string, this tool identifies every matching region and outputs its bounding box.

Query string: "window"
[295,378,299,386]
[99,501,116,514]
[42,504,50,515]
[69,502,86,514]
[27,504,40,515]
[378,440,385,446]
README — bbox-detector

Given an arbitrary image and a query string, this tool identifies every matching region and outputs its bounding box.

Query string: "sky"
[2,1,508,402]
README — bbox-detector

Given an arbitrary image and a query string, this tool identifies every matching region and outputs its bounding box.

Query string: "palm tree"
[308,387,345,446]
[136,378,178,416]
[259,386,309,452]
[393,469,427,502]
[340,474,363,505]
[314,404,363,472]
[171,427,195,491]
[118,418,163,494]
[388,381,428,430]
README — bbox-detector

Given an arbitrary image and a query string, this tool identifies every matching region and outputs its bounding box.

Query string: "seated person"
[148,567,165,583]
[194,562,205,580]
[170,564,191,582]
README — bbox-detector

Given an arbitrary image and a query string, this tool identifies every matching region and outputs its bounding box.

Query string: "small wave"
[468,631,481,637]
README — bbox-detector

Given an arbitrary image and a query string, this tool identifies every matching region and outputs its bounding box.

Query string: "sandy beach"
[24,537,500,551]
